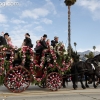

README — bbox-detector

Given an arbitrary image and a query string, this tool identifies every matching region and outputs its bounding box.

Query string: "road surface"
[0,82,100,100]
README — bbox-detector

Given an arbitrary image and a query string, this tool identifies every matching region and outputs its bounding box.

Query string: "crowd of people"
[0,32,59,53]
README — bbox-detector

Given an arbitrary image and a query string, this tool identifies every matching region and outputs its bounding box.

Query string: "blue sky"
[0,0,100,52]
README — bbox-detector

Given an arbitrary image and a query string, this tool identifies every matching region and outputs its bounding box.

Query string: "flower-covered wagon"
[0,43,71,93]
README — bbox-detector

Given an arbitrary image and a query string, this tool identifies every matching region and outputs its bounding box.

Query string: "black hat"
[4,33,9,36]
[43,34,47,38]
[26,33,30,37]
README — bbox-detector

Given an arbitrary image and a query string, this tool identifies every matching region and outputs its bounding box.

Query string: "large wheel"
[4,65,31,93]
[46,72,62,91]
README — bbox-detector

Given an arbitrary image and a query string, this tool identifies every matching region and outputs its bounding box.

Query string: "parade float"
[0,43,71,93]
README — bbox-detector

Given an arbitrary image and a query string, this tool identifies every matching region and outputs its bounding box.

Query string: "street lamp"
[64,0,76,56]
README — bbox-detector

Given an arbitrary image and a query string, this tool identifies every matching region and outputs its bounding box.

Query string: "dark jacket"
[0,36,7,45]
[34,39,47,54]
[51,40,58,47]
[24,37,33,48]
[40,39,47,49]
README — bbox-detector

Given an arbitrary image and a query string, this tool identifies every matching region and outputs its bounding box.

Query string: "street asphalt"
[0,82,100,100]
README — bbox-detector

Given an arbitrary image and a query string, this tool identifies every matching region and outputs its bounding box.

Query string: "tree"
[64,0,76,57]
[74,42,77,52]
[93,46,96,56]
[85,52,94,59]
[71,48,80,63]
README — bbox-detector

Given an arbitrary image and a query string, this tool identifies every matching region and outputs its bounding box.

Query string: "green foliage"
[0,74,4,86]
[71,48,80,62]
[85,52,94,59]
[4,60,10,71]
[64,0,76,6]
[93,46,96,51]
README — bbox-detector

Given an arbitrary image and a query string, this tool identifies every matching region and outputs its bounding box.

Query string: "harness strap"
[91,63,95,70]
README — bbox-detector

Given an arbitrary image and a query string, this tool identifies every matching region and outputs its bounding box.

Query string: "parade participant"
[22,33,33,48]
[40,34,47,50]
[4,33,14,47]
[36,40,41,47]
[46,39,50,48]
[51,36,59,47]
[34,34,47,54]
[3,33,13,60]
[0,32,7,46]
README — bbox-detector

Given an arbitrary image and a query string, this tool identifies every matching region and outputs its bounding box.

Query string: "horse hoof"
[82,86,86,89]
[86,85,89,88]
[63,85,66,88]
[94,85,97,88]
[74,88,77,90]
[73,85,77,90]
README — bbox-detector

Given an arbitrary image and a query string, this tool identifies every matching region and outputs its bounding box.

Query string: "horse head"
[94,54,100,62]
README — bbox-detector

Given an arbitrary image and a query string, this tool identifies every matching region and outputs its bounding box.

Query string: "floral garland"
[0,45,15,73]
[21,44,71,83]
[21,46,34,63]
[32,67,47,83]
[31,49,49,83]
[48,43,71,72]
[0,45,15,85]
[21,46,45,83]
[0,53,4,76]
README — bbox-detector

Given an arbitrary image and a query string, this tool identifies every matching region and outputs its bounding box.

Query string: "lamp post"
[64,0,76,56]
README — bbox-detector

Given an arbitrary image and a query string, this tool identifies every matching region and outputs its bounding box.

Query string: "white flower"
[50,46,53,49]
[64,51,68,55]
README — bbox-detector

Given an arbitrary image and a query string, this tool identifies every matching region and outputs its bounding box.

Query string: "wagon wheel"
[4,65,31,93]
[46,72,62,91]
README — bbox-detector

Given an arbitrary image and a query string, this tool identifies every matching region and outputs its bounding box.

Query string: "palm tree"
[74,42,77,52]
[64,0,76,56]
[93,46,96,56]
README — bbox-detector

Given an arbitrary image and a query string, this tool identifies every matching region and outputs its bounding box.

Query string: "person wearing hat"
[3,32,14,60]
[40,34,48,49]
[35,34,48,54]
[22,33,33,48]
[4,33,13,47]
[0,32,7,46]
[51,36,59,47]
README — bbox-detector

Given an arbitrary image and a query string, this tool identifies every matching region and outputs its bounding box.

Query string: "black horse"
[71,54,100,90]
